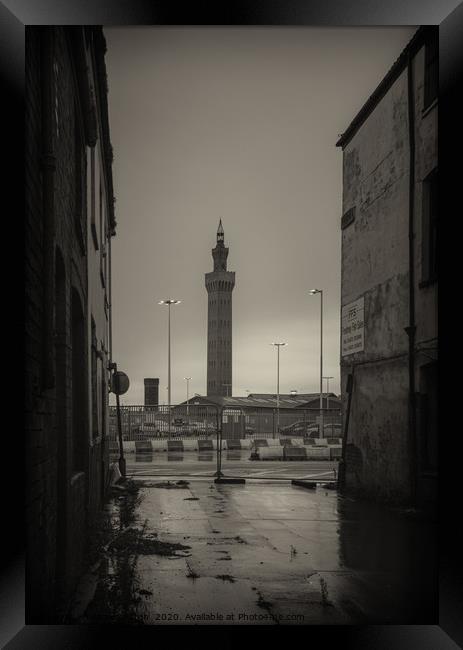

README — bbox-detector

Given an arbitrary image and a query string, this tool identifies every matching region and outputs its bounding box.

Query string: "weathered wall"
[411,46,438,509]
[340,39,437,506]
[25,28,58,621]
[412,47,438,347]
[340,68,412,503]
[86,77,112,522]
[25,27,113,622]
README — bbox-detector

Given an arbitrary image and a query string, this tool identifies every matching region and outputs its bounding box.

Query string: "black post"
[116,389,126,479]
[214,406,222,478]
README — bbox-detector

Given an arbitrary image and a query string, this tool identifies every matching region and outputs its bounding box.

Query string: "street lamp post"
[158,299,181,435]
[270,342,287,438]
[184,377,191,419]
[309,289,324,439]
[323,376,334,410]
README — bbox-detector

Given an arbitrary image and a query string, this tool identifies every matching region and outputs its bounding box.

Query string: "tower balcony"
[205,270,235,293]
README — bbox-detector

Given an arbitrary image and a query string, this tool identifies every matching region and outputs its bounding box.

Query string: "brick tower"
[205,220,235,397]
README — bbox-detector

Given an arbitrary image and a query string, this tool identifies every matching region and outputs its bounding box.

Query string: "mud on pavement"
[68,479,192,624]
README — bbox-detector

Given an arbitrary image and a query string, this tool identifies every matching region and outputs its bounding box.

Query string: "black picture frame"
[6,0,461,647]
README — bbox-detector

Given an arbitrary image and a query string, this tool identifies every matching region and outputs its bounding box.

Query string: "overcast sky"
[104,26,416,406]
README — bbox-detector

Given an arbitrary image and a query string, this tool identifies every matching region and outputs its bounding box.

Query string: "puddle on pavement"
[75,478,437,625]
[135,453,153,463]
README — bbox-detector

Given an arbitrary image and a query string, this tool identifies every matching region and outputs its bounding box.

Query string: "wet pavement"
[115,451,339,482]
[72,476,437,625]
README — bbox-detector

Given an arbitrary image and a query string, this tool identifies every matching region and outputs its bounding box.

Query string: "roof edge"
[336,26,433,150]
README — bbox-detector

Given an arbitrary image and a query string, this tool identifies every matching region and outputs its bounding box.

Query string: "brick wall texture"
[25,27,112,622]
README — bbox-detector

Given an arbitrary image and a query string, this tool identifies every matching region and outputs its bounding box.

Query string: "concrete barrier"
[330,446,342,460]
[258,446,284,460]
[306,447,330,460]
[122,441,136,453]
[211,439,227,450]
[182,439,199,451]
[117,438,338,456]
[198,439,213,451]
[303,438,316,446]
[283,446,308,461]
[168,440,184,452]
[151,440,169,452]
[135,440,152,453]
[327,437,342,445]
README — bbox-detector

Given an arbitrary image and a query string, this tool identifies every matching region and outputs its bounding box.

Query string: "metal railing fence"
[109,404,341,441]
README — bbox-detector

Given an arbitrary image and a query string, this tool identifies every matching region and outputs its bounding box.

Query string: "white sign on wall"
[341,296,364,356]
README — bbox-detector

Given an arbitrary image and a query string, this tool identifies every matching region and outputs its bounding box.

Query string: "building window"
[421,168,437,285]
[424,29,438,110]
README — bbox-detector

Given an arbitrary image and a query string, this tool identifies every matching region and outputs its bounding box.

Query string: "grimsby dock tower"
[205,220,235,397]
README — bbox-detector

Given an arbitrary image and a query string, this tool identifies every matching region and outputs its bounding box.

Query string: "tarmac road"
[118,451,339,482]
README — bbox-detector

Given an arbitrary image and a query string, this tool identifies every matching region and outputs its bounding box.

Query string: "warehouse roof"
[182,393,340,410]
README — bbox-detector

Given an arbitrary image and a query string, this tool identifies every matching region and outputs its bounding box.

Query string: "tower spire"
[217,218,224,243]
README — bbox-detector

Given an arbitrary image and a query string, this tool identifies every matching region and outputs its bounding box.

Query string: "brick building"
[25,27,116,621]
[337,27,437,509]
[144,377,160,406]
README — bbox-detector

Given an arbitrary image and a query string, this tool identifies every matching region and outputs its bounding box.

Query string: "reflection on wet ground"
[198,454,214,462]
[75,478,437,625]
[112,451,339,481]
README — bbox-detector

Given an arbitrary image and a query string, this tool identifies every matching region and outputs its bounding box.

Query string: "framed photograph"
[6,0,461,646]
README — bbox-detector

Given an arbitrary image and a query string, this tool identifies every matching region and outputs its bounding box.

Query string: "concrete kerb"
[291,480,317,489]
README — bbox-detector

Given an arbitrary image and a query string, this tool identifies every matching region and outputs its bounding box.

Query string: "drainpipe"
[405,50,417,505]
[41,27,56,390]
[338,368,354,490]
[108,232,113,366]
